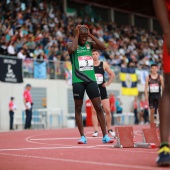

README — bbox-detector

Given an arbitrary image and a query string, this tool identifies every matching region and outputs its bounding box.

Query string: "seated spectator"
[7,41,16,56]
[17,48,26,60]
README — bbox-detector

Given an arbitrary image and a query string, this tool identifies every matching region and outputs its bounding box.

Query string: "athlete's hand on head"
[74,25,82,37]
[82,25,90,36]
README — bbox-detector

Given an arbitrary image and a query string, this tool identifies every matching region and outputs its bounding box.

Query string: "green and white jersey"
[70,42,96,83]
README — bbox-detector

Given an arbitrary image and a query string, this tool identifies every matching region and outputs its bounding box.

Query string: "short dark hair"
[92,49,99,53]
[26,84,31,87]
[11,97,14,100]
[151,63,158,67]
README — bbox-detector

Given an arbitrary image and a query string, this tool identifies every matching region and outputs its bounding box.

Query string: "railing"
[0,55,162,84]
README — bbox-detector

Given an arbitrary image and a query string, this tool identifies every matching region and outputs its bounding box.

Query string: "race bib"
[78,56,93,71]
[150,84,159,93]
[95,74,103,84]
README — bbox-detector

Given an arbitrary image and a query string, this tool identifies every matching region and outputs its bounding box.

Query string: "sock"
[160,142,169,148]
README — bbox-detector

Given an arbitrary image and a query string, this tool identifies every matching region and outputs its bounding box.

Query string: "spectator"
[8,97,17,130]
[23,84,33,129]
[132,96,139,124]
[7,41,16,56]
[17,48,26,60]
[109,92,116,125]
[116,96,123,114]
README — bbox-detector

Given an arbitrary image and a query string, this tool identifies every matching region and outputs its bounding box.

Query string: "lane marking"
[0,152,160,170]
[0,145,157,154]
[29,137,102,141]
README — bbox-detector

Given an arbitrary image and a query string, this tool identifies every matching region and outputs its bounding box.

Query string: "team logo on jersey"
[125,74,132,88]
[86,44,90,50]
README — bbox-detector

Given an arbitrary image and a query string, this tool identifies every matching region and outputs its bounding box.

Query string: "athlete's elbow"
[102,45,106,50]
[69,47,76,54]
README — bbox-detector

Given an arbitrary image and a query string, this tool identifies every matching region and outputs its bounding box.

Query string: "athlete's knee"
[104,108,110,115]
[75,102,83,113]
[94,103,103,113]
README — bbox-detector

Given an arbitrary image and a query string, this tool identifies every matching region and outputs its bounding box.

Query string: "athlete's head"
[150,64,158,74]
[78,25,88,45]
[92,49,100,61]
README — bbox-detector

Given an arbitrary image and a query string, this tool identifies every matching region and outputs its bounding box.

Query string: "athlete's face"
[79,28,88,45]
[92,51,99,61]
[150,66,158,74]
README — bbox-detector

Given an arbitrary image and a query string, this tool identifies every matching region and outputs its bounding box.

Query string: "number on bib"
[95,74,103,84]
[78,56,93,71]
[150,84,159,93]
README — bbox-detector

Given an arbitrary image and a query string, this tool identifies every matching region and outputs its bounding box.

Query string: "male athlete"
[154,0,170,166]
[67,25,113,144]
[91,50,115,137]
[144,64,164,124]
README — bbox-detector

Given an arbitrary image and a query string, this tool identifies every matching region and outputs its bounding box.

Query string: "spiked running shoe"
[108,129,116,137]
[102,134,114,143]
[92,131,99,137]
[156,146,170,166]
[77,136,87,144]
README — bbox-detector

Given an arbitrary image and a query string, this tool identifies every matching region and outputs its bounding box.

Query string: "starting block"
[114,126,158,148]
[142,128,160,147]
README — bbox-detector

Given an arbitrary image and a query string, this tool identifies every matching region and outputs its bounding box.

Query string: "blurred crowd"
[0,0,163,71]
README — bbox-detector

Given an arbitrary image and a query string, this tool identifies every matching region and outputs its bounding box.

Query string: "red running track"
[0,125,169,170]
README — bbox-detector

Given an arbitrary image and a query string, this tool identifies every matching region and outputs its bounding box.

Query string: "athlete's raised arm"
[85,26,106,51]
[67,25,81,54]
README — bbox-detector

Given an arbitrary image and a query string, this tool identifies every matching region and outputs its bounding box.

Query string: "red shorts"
[163,42,170,73]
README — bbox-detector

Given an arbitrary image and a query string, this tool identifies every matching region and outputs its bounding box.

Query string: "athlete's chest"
[76,44,91,54]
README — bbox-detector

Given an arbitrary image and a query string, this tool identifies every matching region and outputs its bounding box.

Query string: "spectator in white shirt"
[17,48,26,60]
[7,41,16,56]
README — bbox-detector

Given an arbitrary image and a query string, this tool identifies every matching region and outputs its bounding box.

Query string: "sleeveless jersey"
[70,42,96,83]
[94,62,105,85]
[148,74,161,95]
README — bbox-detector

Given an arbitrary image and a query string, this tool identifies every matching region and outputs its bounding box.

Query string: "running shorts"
[98,85,108,100]
[72,81,100,100]
[149,94,161,109]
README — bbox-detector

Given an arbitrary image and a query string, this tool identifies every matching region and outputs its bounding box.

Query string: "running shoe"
[102,134,114,143]
[77,136,87,144]
[92,131,99,137]
[156,146,170,166]
[108,129,116,137]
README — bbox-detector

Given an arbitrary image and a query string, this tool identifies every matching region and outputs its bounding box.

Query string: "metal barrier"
[14,108,64,130]
[0,55,162,84]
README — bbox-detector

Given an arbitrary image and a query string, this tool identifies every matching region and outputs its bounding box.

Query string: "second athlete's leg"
[91,97,107,137]
[102,99,112,130]
[91,103,99,133]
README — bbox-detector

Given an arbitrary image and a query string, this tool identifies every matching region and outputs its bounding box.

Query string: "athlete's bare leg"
[91,97,107,137]
[74,99,84,136]
[159,74,170,143]
[91,106,99,132]
[102,99,112,130]
[150,108,155,123]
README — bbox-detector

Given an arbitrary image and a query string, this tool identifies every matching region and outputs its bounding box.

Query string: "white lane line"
[0,144,157,154]
[0,146,87,151]
[29,137,102,141]
[0,152,160,170]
